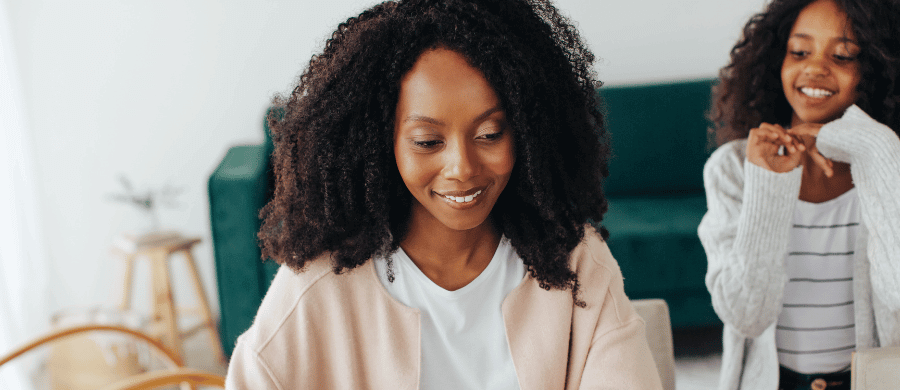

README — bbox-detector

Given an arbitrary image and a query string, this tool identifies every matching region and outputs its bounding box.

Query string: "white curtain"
[0,1,50,389]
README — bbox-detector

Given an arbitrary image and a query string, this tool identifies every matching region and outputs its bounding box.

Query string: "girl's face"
[393,48,515,232]
[781,0,861,126]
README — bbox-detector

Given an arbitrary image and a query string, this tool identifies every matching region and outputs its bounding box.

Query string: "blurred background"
[1,0,768,388]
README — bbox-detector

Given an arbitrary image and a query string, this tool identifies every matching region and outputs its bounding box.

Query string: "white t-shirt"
[374,237,525,390]
[776,188,860,374]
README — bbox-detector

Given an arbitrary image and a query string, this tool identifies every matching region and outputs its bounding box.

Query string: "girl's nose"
[442,139,477,182]
[802,56,830,77]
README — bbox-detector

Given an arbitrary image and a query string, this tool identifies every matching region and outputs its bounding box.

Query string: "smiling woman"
[394,48,515,236]
[393,48,517,292]
[224,0,662,388]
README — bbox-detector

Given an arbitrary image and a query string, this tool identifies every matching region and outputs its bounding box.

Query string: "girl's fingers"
[759,123,799,153]
[747,124,805,173]
[787,122,823,137]
[789,134,806,152]
[808,147,834,177]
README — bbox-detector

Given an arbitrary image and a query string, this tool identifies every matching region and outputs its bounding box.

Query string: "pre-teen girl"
[700,0,900,389]
[225,0,662,388]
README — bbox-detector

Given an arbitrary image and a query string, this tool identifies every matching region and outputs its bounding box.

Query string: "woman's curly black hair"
[258,0,609,302]
[710,0,900,145]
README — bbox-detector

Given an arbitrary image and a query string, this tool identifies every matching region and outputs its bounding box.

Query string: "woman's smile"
[435,187,486,207]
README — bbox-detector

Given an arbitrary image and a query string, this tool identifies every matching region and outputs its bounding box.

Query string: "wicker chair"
[0,324,224,390]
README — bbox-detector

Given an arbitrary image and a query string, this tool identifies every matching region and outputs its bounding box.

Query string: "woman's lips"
[434,187,486,205]
[440,190,482,203]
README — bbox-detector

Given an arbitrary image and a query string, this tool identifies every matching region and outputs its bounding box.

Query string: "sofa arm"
[631,298,675,390]
[852,346,900,390]
[208,144,278,357]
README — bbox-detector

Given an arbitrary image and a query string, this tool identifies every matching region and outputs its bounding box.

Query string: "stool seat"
[115,232,225,364]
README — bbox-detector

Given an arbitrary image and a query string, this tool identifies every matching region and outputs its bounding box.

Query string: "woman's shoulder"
[239,255,374,348]
[568,225,644,329]
[568,225,622,290]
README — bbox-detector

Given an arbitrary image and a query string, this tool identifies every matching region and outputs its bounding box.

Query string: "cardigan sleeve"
[225,335,283,390]
[697,140,803,338]
[816,105,900,312]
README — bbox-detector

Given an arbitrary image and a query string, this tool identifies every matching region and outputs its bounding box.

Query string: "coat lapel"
[502,276,573,390]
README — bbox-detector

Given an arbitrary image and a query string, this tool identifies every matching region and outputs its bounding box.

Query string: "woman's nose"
[442,139,477,182]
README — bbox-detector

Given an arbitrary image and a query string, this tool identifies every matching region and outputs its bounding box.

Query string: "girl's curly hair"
[258,0,609,301]
[710,0,900,145]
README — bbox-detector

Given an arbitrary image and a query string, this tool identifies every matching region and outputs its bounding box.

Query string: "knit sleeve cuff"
[817,105,900,164]
[734,161,802,252]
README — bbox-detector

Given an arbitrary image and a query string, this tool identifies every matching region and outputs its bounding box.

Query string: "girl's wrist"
[817,105,898,164]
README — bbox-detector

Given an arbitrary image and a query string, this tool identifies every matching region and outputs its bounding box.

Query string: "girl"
[700,0,900,389]
[225,0,662,389]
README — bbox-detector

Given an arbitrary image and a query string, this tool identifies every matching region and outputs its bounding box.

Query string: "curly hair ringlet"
[710,0,900,146]
[258,0,610,306]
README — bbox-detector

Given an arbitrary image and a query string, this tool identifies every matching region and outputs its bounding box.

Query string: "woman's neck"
[399,213,502,291]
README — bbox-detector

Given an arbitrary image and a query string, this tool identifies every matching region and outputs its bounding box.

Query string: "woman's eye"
[789,50,808,58]
[413,139,442,148]
[480,131,503,141]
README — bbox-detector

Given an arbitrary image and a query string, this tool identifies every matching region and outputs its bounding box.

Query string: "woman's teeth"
[800,87,834,98]
[444,190,482,203]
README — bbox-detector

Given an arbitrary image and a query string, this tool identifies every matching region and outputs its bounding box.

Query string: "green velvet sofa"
[598,79,719,330]
[208,79,719,357]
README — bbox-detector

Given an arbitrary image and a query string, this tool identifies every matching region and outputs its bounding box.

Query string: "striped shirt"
[776,187,859,374]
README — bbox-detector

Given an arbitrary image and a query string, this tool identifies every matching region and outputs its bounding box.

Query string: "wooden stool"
[115,232,225,364]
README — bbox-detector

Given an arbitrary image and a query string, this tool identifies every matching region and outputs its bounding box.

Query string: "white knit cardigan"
[698,105,900,390]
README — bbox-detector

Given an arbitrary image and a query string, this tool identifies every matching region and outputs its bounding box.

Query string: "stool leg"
[150,249,182,360]
[181,248,227,363]
[119,254,135,312]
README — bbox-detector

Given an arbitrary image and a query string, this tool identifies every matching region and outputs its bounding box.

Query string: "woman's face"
[781,0,861,126]
[393,48,515,232]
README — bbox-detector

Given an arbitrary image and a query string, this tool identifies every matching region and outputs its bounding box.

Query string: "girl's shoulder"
[708,138,747,166]
[703,138,748,181]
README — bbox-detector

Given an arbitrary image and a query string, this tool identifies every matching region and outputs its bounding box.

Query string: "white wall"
[4,0,767,323]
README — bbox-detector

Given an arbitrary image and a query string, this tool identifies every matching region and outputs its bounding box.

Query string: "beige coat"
[225,229,662,389]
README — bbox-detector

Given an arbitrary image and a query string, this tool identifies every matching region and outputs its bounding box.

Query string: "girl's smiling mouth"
[800,86,834,98]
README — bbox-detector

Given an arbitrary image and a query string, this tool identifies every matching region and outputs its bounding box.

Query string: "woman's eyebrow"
[402,106,504,126]
[473,106,504,123]
[403,115,444,125]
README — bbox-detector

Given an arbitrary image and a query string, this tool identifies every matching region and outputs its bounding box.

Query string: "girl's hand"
[747,123,806,173]
[787,123,834,177]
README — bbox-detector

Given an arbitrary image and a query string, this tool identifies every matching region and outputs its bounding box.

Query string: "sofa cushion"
[601,195,719,328]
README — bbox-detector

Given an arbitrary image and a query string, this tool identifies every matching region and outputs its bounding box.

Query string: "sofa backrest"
[599,79,715,197]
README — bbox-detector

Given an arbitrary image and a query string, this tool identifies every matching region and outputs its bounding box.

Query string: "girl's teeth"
[445,190,482,203]
[801,87,833,98]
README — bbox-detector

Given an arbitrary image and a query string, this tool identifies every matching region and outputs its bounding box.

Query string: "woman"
[225,0,661,388]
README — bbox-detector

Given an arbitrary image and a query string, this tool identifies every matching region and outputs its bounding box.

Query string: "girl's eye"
[833,54,858,62]
[789,50,808,58]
